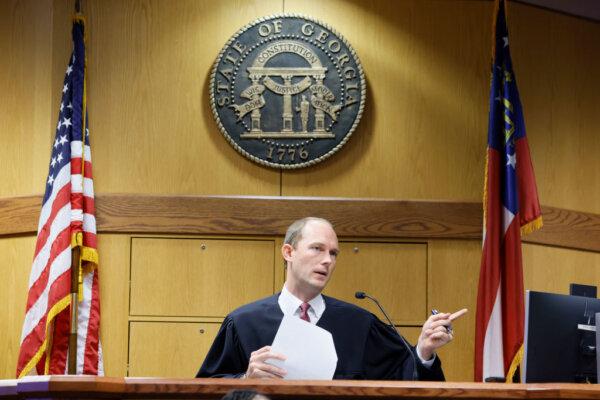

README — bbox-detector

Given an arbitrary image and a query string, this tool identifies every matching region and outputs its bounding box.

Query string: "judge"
[197,217,457,380]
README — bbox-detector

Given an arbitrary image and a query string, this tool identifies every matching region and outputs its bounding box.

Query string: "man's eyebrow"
[307,241,339,253]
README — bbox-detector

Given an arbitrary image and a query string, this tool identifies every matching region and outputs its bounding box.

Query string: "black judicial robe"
[196,294,445,380]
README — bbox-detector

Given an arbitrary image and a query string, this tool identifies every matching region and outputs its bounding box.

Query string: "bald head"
[284,217,334,249]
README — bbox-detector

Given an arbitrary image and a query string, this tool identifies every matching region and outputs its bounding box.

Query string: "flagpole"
[67,0,83,375]
[68,246,80,374]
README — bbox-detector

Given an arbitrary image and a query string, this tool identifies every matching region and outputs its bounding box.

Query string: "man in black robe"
[197,217,457,380]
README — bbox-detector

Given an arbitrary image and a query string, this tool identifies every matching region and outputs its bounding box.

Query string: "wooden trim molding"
[0,195,41,237]
[5,375,600,400]
[0,194,598,252]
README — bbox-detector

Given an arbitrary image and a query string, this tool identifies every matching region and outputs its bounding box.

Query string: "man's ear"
[281,243,294,261]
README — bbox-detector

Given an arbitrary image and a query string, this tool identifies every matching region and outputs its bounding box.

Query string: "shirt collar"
[278,285,326,322]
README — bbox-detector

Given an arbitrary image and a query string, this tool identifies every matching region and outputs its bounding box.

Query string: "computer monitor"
[522,291,600,383]
[523,290,600,383]
[570,283,597,298]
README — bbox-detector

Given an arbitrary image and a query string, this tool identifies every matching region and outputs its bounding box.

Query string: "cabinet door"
[128,321,221,377]
[130,238,275,317]
[323,242,427,325]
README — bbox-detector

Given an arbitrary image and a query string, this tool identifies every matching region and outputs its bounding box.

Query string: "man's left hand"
[417,308,467,361]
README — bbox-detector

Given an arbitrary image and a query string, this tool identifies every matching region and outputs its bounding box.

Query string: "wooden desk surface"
[1,376,600,400]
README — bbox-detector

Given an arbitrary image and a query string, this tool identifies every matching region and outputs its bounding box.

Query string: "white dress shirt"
[278,285,325,324]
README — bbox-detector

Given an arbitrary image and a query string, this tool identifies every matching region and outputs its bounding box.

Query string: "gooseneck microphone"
[355,291,419,380]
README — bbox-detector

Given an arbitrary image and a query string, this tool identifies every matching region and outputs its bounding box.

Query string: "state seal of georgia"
[210,14,366,169]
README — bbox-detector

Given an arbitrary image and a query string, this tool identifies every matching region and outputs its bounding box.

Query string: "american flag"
[16,17,103,377]
[474,0,542,383]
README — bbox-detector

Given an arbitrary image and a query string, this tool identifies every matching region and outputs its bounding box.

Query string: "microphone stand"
[355,291,419,380]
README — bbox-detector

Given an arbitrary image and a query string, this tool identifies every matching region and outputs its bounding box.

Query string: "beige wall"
[1,0,599,381]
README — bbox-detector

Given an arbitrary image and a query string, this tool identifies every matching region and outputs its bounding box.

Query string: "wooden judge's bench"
[1,376,600,400]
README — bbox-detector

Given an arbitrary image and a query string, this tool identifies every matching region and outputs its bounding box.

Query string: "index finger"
[250,346,272,356]
[449,308,468,321]
[264,351,287,361]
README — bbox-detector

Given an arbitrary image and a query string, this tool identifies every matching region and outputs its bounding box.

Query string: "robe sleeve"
[196,315,247,378]
[363,317,445,381]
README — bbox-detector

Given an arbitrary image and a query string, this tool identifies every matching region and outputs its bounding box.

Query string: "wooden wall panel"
[81,0,282,195]
[323,242,427,325]
[281,0,491,200]
[129,321,221,378]
[98,234,131,377]
[509,2,600,215]
[523,244,600,295]
[0,0,53,197]
[130,238,275,317]
[0,1,54,379]
[428,240,482,382]
[0,236,36,379]
[50,0,75,120]
[400,327,421,348]
[278,0,600,216]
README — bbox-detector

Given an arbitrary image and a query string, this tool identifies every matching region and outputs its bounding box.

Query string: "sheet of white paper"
[267,314,338,380]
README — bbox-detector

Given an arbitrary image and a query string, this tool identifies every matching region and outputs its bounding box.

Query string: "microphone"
[355,291,419,380]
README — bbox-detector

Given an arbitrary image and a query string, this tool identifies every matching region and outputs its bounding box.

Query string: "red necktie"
[299,302,311,322]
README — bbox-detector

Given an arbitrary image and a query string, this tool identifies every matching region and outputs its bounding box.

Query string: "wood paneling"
[51,0,74,119]
[278,1,600,216]
[33,0,594,209]
[525,206,600,252]
[523,244,600,295]
[98,234,131,377]
[82,0,281,196]
[428,240,482,382]
[0,196,41,236]
[0,236,36,379]
[11,375,600,399]
[400,327,421,348]
[324,242,427,325]
[509,2,600,215]
[130,238,275,317]
[129,321,220,378]
[95,196,483,240]
[0,0,53,197]
[2,195,599,252]
[0,195,482,238]
[281,0,491,200]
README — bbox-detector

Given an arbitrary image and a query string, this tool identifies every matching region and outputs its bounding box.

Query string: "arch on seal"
[252,40,323,68]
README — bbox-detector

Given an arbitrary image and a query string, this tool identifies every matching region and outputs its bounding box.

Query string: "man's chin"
[310,277,329,289]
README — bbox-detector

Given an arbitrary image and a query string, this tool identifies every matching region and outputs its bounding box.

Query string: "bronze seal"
[210,14,366,169]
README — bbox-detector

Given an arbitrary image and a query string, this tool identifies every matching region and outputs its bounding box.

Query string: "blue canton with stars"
[487,0,526,216]
[44,20,89,205]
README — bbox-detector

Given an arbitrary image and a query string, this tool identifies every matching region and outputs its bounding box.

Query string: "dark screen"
[524,291,600,383]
